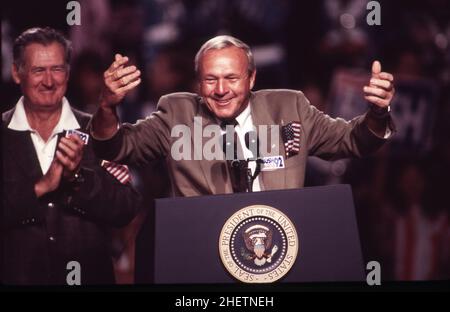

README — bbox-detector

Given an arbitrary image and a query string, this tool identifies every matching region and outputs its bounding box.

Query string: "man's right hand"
[100,53,141,108]
[92,54,141,139]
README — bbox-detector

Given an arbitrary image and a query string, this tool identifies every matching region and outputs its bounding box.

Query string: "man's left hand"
[55,135,85,181]
[363,60,395,108]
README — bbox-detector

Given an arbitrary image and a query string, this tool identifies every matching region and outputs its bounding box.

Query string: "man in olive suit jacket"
[91,35,395,197]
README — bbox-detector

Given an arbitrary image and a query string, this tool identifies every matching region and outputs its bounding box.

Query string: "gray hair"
[194,35,255,76]
[13,27,72,70]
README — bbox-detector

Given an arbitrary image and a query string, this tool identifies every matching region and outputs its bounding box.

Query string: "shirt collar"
[8,96,80,133]
[235,102,251,127]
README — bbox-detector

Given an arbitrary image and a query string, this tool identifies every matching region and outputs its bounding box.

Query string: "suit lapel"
[250,93,286,190]
[71,108,90,131]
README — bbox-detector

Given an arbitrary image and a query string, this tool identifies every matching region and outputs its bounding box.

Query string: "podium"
[135,184,365,284]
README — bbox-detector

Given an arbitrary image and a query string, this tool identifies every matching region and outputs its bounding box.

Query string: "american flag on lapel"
[281,122,301,157]
[101,160,131,184]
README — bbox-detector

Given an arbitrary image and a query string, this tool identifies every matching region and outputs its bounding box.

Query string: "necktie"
[220,119,245,160]
[220,119,248,192]
[220,118,238,131]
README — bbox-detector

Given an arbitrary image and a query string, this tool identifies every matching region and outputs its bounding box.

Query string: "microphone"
[244,131,263,190]
[244,131,259,160]
[221,132,248,193]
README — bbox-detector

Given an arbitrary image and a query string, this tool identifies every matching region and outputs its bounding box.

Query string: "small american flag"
[281,122,301,157]
[101,160,131,184]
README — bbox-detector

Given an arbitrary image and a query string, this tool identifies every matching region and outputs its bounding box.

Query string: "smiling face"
[12,42,69,112]
[198,46,256,120]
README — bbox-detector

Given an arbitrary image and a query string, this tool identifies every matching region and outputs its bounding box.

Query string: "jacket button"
[48,202,55,208]
[49,236,55,242]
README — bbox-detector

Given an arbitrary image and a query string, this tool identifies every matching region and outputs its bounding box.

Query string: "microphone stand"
[246,158,263,192]
[244,130,263,193]
[229,159,248,193]
[246,167,253,192]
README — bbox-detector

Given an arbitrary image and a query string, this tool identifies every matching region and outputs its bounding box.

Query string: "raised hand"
[100,54,141,108]
[363,60,395,108]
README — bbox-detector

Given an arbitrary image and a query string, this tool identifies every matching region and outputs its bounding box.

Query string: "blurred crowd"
[2,0,449,283]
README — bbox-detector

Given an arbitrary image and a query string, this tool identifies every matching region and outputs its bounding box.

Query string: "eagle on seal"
[241,225,278,266]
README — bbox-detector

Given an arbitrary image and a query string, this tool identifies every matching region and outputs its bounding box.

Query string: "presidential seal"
[219,205,299,283]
